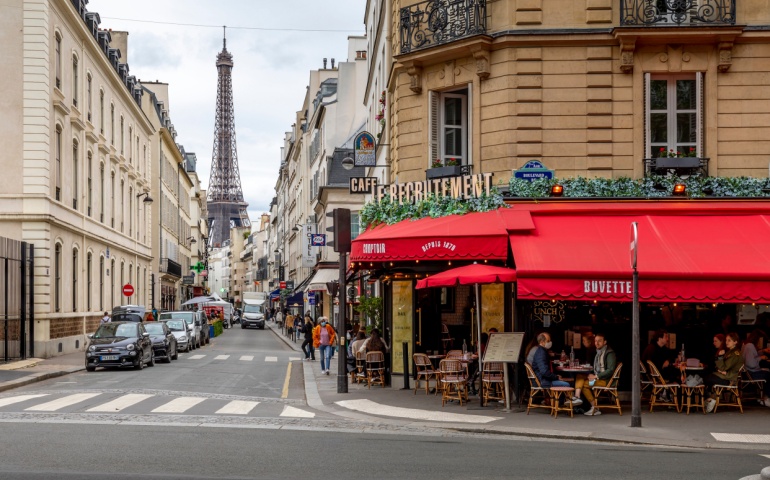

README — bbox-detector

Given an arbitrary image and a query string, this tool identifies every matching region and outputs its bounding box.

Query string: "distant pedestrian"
[101,311,111,324]
[285,311,294,338]
[301,315,315,361]
[276,309,283,330]
[293,315,302,342]
[313,316,336,375]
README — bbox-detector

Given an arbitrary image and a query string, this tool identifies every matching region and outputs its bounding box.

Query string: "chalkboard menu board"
[483,333,525,363]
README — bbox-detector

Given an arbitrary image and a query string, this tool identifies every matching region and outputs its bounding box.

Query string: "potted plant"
[354,296,383,332]
[426,157,465,179]
[651,147,702,169]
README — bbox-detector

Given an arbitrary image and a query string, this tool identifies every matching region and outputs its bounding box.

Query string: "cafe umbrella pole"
[630,222,642,428]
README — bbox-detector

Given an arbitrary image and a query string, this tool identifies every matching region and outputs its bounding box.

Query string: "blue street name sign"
[308,292,316,305]
[513,160,554,181]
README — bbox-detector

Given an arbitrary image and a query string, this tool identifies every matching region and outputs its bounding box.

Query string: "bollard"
[401,342,410,390]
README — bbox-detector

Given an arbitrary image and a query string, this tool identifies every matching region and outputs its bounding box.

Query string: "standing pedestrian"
[301,314,315,361]
[284,310,294,338]
[101,311,111,324]
[293,315,302,342]
[313,316,336,375]
[275,309,283,331]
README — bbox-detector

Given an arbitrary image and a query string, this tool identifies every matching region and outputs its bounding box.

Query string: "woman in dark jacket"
[301,315,315,361]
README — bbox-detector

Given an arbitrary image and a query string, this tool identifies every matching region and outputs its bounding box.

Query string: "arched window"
[55,33,62,90]
[120,179,125,232]
[120,116,124,155]
[110,103,115,145]
[87,151,92,216]
[129,186,133,237]
[54,243,61,312]
[99,90,105,134]
[86,73,92,122]
[120,261,125,306]
[72,54,78,107]
[72,139,79,210]
[99,255,104,310]
[110,258,115,308]
[110,170,115,228]
[54,125,62,201]
[128,126,133,163]
[87,251,93,311]
[100,163,105,223]
[72,248,78,311]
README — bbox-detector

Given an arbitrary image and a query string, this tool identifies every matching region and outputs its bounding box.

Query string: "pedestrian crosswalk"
[0,391,316,419]
[181,354,300,364]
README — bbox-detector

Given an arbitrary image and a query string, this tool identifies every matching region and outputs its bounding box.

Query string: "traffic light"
[325,208,351,253]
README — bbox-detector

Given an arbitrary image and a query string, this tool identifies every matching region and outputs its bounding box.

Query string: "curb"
[0,366,84,394]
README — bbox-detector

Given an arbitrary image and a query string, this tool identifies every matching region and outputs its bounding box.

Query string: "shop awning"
[307,268,339,294]
[350,208,534,264]
[269,289,280,300]
[509,202,770,303]
[286,290,304,307]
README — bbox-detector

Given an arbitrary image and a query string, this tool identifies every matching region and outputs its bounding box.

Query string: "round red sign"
[122,284,134,297]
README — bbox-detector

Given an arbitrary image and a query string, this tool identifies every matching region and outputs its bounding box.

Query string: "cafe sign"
[354,131,376,167]
[533,300,565,326]
[369,172,494,205]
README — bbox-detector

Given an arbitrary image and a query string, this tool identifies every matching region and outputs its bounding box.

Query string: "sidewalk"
[266,321,770,450]
[0,351,85,393]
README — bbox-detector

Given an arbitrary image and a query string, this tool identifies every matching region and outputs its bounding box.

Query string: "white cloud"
[89,0,364,219]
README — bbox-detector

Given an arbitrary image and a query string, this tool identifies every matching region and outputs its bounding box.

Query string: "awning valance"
[307,268,339,294]
[509,202,770,303]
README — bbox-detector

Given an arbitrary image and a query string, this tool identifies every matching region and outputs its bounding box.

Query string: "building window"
[87,152,92,216]
[100,163,105,222]
[87,252,92,311]
[72,248,78,311]
[351,212,362,240]
[429,88,469,167]
[120,179,125,232]
[120,116,124,155]
[129,186,133,237]
[110,258,115,308]
[99,90,105,134]
[110,104,115,145]
[86,73,92,121]
[72,55,78,107]
[120,262,125,306]
[99,255,104,310]
[55,33,62,90]
[54,243,61,312]
[72,140,78,210]
[128,126,133,163]
[646,73,703,158]
[111,171,115,228]
[55,126,62,201]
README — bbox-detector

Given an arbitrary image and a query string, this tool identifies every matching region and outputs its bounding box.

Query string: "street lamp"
[186,236,197,245]
[136,191,154,204]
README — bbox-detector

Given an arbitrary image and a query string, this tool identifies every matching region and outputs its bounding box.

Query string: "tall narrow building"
[207,32,250,248]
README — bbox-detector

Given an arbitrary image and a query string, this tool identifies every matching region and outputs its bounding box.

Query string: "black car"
[143,321,178,363]
[85,321,154,371]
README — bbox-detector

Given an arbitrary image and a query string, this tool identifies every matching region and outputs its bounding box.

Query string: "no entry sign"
[122,284,134,297]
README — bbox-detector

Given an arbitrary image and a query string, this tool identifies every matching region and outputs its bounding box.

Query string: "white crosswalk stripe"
[0,394,49,408]
[188,355,205,360]
[87,394,153,412]
[214,355,230,360]
[152,397,206,413]
[288,357,301,361]
[265,356,277,362]
[215,400,259,415]
[280,405,315,418]
[239,355,254,361]
[25,393,101,412]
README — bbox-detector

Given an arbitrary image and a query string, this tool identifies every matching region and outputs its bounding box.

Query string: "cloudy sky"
[90,0,364,220]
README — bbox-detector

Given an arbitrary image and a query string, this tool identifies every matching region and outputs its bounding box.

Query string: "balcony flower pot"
[653,157,702,169]
[426,165,464,180]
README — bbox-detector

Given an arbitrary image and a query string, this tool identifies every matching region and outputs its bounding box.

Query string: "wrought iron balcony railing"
[400,0,487,55]
[620,0,735,27]
[644,157,709,176]
[160,258,182,278]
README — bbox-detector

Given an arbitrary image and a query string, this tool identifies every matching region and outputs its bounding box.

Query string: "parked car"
[163,319,192,352]
[111,305,146,323]
[85,321,154,371]
[159,311,200,349]
[197,310,211,345]
[143,321,177,363]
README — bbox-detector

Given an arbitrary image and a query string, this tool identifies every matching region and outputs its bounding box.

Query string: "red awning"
[350,208,534,264]
[509,202,770,303]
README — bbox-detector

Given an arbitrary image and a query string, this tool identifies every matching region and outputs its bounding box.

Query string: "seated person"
[742,330,770,407]
[359,328,388,353]
[642,329,678,383]
[349,331,367,356]
[528,333,579,405]
[581,333,596,365]
[574,333,616,416]
[705,332,744,412]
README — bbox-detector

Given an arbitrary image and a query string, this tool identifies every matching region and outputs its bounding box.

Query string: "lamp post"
[630,222,642,428]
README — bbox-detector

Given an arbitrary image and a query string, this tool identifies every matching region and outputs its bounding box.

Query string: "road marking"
[25,393,101,412]
[151,397,205,413]
[0,394,49,408]
[711,433,770,444]
[335,399,502,424]
[215,400,259,415]
[87,394,153,412]
[265,356,277,362]
[188,355,205,360]
[289,357,301,361]
[214,355,230,360]
[239,355,254,361]
[281,363,292,399]
[761,454,770,459]
[280,405,315,418]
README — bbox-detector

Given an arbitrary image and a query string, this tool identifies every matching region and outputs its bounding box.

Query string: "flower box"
[652,157,702,169]
[426,165,465,180]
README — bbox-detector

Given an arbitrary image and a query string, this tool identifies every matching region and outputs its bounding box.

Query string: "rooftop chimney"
[323,58,327,69]
[331,58,335,69]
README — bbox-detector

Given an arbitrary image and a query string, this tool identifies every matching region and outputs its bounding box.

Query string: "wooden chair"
[647,360,680,413]
[481,361,505,406]
[439,359,468,406]
[413,353,438,395]
[713,380,743,413]
[441,323,454,353]
[639,360,654,404]
[739,366,766,403]
[524,362,551,415]
[354,351,367,385]
[365,351,385,389]
[592,362,623,415]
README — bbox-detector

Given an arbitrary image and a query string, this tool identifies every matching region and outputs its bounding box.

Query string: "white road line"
[279,406,315,418]
[711,433,770,444]
[0,394,49,408]
[288,357,301,362]
[151,397,205,413]
[214,355,230,360]
[761,454,770,459]
[25,393,101,412]
[87,394,153,412]
[239,355,254,361]
[335,399,502,424]
[216,400,259,415]
[188,355,205,360]
[265,356,277,362]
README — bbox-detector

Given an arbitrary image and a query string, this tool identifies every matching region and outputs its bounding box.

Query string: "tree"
[355,296,383,332]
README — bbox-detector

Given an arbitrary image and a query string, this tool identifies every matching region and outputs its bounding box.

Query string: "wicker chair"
[739,366,766,403]
[713,379,743,413]
[413,353,438,395]
[354,350,367,385]
[647,360,680,413]
[591,362,623,415]
[441,323,454,353]
[446,350,463,360]
[639,360,654,404]
[439,359,468,406]
[481,361,505,406]
[524,362,551,415]
[365,351,385,389]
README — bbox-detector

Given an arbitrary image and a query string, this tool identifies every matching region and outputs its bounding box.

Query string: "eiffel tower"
[207,28,250,248]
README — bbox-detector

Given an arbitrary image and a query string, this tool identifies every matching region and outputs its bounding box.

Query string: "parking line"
[288,357,301,362]
[214,355,230,360]
[239,355,254,361]
[0,394,49,408]
[25,393,101,412]
[281,363,292,399]
[87,394,153,412]
[265,356,277,362]
[216,400,259,415]
[152,397,205,413]
[188,355,205,360]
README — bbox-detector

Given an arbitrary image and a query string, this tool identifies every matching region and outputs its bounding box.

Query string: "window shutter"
[696,71,704,157]
[428,91,440,165]
[643,72,650,159]
[466,84,472,167]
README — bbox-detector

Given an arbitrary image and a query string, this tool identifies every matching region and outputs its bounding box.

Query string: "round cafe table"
[555,365,593,374]
[549,386,575,418]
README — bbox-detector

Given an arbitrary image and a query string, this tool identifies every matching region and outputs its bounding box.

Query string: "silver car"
[159,311,200,350]
[163,319,192,352]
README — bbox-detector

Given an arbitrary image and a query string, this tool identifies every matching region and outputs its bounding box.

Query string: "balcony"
[400,0,487,55]
[644,157,709,176]
[160,258,182,278]
[620,0,735,27]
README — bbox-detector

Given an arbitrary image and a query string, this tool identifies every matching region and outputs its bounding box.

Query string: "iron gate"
[0,237,34,362]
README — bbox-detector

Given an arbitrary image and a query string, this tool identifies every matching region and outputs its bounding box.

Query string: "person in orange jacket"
[313,316,337,375]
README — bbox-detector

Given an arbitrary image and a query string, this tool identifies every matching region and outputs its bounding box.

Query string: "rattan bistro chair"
[481,361,505,406]
[591,362,623,415]
[365,351,386,389]
[439,359,468,406]
[713,379,743,413]
[647,360,680,413]
[639,360,654,404]
[354,351,367,385]
[524,362,551,415]
[413,353,438,395]
[739,366,766,403]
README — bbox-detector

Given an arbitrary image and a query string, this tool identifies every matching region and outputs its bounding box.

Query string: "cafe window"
[429,87,470,167]
[645,73,703,158]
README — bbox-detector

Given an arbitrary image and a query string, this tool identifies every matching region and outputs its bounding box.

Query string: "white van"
[241,299,265,329]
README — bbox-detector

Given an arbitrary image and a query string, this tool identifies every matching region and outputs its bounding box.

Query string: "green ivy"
[360,187,506,227]
[508,174,770,199]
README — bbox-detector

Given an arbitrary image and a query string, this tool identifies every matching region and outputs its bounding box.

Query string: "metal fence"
[0,237,34,362]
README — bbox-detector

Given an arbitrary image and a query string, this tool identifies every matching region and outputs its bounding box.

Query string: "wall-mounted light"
[136,191,153,204]
[550,184,564,197]
[672,183,687,196]
[186,236,197,244]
